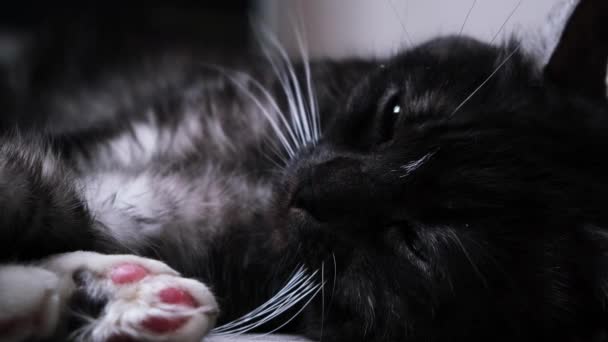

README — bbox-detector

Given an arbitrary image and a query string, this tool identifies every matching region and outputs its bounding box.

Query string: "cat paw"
[43,251,219,341]
[0,265,62,342]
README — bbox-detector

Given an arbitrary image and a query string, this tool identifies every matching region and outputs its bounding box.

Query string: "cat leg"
[0,252,218,342]
[0,136,105,262]
[42,251,219,342]
[0,265,63,341]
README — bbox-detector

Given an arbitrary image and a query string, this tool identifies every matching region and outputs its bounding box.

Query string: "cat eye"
[380,91,402,117]
[376,91,402,144]
[386,226,428,264]
[403,230,428,263]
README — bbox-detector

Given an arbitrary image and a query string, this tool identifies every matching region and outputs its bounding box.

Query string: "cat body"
[1,0,608,341]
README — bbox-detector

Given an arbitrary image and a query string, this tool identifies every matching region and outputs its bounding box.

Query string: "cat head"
[274,0,608,340]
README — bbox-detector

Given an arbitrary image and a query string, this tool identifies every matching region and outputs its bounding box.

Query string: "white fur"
[81,171,175,242]
[400,152,436,177]
[77,111,204,170]
[0,265,62,341]
[80,163,274,254]
[0,252,218,342]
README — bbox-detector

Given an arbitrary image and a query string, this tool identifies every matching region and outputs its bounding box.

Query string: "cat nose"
[291,183,317,218]
[290,157,366,221]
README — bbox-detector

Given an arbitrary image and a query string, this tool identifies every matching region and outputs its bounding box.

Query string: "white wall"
[259,0,558,58]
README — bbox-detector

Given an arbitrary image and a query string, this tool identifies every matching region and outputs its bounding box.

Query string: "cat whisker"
[293,21,321,144]
[285,38,315,145]
[237,280,320,334]
[260,131,290,167]
[330,253,337,310]
[251,21,321,157]
[210,67,298,158]
[450,0,523,117]
[231,69,303,157]
[261,148,287,170]
[255,30,307,149]
[212,282,321,336]
[400,151,436,178]
[450,45,520,117]
[253,281,324,338]
[387,0,413,48]
[459,0,478,36]
[320,261,325,342]
[260,28,316,147]
[490,0,523,44]
[210,266,322,336]
[446,229,488,288]
[210,267,308,334]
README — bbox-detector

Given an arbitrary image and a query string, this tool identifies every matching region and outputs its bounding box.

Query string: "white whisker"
[210,66,297,158]
[320,261,325,341]
[252,283,324,339]
[293,24,321,144]
[447,229,488,288]
[262,148,287,170]
[490,0,523,44]
[263,31,314,145]
[459,0,478,36]
[330,253,337,310]
[400,151,436,177]
[257,35,307,148]
[228,68,302,155]
[387,0,413,47]
[210,267,322,337]
[223,280,320,335]
[249,22,322,157]
[450,46,520,117]
[211,266,307,333]
[212,281,319,336]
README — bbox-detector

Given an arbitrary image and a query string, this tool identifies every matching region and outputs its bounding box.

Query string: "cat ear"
[544,0,608,98]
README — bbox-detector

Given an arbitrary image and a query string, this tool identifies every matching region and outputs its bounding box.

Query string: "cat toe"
[43,251,178,280]
[82,273,218,341]
[46,252,218,341]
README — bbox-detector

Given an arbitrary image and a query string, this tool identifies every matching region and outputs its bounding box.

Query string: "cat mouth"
[286,206,323,238]
[285,206,351,269]
[266,199,325,254]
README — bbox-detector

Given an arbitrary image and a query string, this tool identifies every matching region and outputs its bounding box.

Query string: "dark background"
[0,3,255,117]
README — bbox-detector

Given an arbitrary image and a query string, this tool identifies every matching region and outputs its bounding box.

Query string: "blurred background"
[265,0,556,58]
[0,1,557,117]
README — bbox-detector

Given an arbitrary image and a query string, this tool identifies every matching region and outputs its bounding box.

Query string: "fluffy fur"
[2,0,608,341]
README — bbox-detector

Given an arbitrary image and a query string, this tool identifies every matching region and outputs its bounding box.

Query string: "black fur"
[2,1,608,341]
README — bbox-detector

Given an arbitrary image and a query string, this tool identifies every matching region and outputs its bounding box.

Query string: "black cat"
[1,0,607,341]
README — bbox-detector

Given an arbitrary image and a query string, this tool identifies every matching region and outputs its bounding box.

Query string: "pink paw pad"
[108,335,136,342]
[110,263,149,284]
[141,316,189,333]
[158,287,198,307]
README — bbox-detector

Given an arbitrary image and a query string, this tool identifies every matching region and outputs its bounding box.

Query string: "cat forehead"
[380,37,534,114]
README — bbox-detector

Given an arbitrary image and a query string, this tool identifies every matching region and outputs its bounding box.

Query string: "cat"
[1,0,608,341]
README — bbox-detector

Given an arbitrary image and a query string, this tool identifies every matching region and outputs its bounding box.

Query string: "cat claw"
[1,252,218,342]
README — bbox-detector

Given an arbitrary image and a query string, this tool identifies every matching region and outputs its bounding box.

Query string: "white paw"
[43,251,219,342]
[0,265,62,341]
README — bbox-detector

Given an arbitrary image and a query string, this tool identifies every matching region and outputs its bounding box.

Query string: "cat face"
[274,1,608,340]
